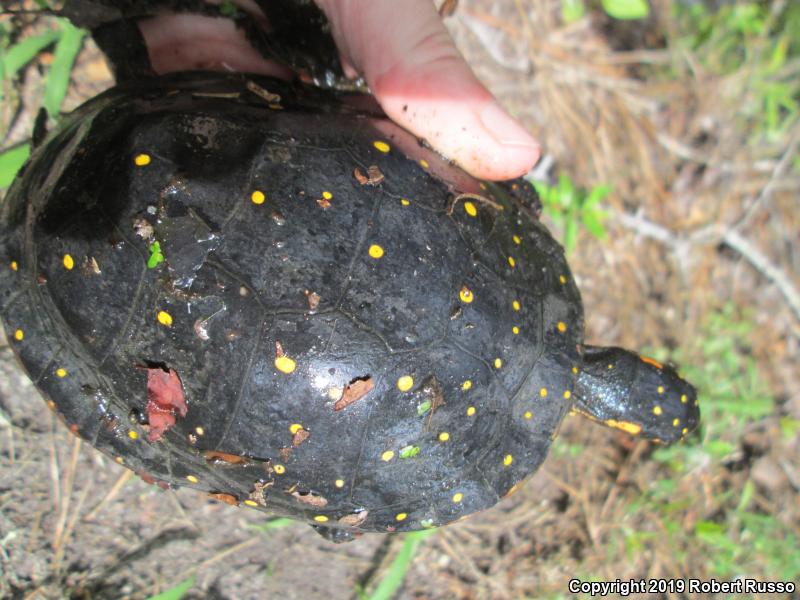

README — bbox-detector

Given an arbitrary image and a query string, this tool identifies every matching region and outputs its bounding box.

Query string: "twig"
[722,230,800,321]
[52,436,81,555]
[730,125,800,232]
[617,212,800,324]
[84,469,133,521]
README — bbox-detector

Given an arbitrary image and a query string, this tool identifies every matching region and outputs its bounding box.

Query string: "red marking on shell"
[145,367,187,442]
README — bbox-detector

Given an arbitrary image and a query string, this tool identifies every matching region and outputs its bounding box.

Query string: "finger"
[138,13,291,77]
[316,0,540,180]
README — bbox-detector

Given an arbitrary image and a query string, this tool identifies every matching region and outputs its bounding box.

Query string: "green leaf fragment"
[601,0,650,20]
[399,445,420,459]
[218,0,239,17]
[416,400,431,416]
[561,0,586,24]
[147,242,165,268]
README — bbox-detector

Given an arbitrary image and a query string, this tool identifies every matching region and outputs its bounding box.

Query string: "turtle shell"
[0,73,583,535]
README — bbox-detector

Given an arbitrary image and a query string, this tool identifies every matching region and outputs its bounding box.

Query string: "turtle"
[0,4,699,543]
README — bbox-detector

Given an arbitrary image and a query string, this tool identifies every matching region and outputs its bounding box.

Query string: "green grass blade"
[581,210,607,240]
[146,575,196,600]
[42,22,85,118]
[2,29,61,76]
[0,143,30,189]
[368,529,436,600]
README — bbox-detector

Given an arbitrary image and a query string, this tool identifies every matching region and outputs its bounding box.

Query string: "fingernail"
[480,102,539,149]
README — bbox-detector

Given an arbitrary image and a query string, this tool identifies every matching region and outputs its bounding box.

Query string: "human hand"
[139,0,540,180]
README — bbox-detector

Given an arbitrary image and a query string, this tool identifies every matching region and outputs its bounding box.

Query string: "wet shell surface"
[0,73,583,537]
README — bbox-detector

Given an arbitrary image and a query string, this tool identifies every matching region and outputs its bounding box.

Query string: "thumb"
[316,0,539,180]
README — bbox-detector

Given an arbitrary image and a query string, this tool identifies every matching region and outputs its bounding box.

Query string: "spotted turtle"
[0,6,699,543]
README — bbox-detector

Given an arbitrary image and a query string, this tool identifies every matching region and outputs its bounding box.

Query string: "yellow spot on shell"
[523,410,533,420]
[559,275,566,284]
[462,380,472,391]
[539,387,548,398]
[400,198,410,206]
[195,426,205,436]
[63,254,74,270]
[682,427,688,435]
[251,190,265,204]
[115,456,125,464]
[653,405,663,415]
[186,475,199,483]
[335,479,345,488]
[681,394,688,403]
[512,326,519,335]
[452,492,464,503]
[466,406,476,416]
[608,364,614,369]
[605,420,642,435]
[10,261,18,271]
[381,450,395,462]
[313,515,329,522]
[572,366,579,374]
[368,244,384,259]
[322,191,333,200]
[419,159,429,169]
[289,423,304,434]
[56,368,67,378]
[157,311,173,326]
[508,256,516,268]
[244,500,259,507]
[512,300,521,311]
[673,418,680,427]
[459,286,474,303]
[13,329,23,341]
[657,386,665,394]
[494,358,502,369]
[274,464,286,474]
[503,454,513,466]
[395,513,408,521]
[464,201,477,217]
[512,235,521,245]
[373,140,390,153]
[397,375,414,392]
[134,153,151,166]
[563,390,571,399]
[557,321,567,333]
[438,432,450,442]
[275,356,296,374]
[128,430,139,440]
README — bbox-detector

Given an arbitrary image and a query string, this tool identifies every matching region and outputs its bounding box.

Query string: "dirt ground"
[1,1,798,599]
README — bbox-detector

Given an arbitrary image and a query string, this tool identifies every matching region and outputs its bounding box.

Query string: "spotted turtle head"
[573,346,700,443]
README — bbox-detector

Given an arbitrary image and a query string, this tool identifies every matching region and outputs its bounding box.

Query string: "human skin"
[138,0,540,180]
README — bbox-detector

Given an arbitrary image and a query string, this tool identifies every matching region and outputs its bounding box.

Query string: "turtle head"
[573,346,699,444]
